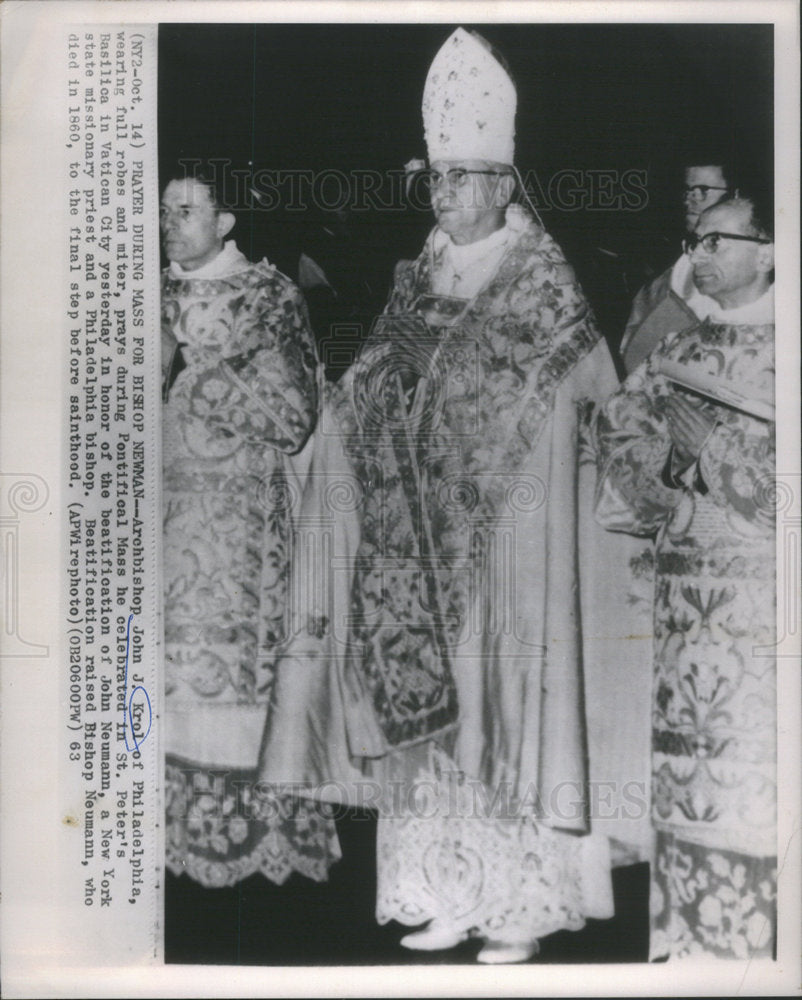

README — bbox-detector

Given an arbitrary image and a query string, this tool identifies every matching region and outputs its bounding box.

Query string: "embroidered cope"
[261,207,653,940]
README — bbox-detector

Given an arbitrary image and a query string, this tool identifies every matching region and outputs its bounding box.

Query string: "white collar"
[168,240,250,280]
[707,283,774,324]
[443,220,512,264]
[432,202,528,259]
[669,253,718,318]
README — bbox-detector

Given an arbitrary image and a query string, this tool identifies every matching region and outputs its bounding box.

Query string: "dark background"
[159,22,773,366]
[159,21,773,965]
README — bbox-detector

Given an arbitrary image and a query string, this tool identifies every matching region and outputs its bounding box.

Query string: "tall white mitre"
[422,27,517,166]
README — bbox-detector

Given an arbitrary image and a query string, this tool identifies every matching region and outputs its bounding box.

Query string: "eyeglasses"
[682,231,771,255]
[418,168,510,192]
[684,185,729,200]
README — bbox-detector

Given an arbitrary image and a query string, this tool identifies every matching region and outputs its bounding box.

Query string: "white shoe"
[476,939,538,964]
[400,921,467,951]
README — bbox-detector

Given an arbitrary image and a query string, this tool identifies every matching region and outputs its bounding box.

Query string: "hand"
[663,393,716,464]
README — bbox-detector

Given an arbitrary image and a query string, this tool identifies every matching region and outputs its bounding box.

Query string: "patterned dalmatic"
[161,254,340,887]
[595,317,777,959]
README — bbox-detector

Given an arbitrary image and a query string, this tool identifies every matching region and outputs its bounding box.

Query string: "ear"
[756,240,774,274]
[216,211,236,240]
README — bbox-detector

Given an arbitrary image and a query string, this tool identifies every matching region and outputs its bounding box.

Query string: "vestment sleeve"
[593,359,683,535]
[193,279,318,454]
[619,281,653,360]
[698,418,775,530]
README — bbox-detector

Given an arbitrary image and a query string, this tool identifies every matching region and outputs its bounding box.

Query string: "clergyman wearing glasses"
[594,194,776,960]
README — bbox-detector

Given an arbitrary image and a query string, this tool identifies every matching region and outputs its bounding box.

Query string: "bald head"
[688,198,774,309]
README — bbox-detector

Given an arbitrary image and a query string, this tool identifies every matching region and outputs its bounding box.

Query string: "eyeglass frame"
[682,231,772,256]
[419,167,513,190]
[683,184,730,200]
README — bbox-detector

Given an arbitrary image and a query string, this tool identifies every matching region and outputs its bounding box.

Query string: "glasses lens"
[419,168,472,198]
[682,233,719,254]
[685,233,722,254]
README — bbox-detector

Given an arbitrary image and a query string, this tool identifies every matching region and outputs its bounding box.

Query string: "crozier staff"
[160,168,338,888]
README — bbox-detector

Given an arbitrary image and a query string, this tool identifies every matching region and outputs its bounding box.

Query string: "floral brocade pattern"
[650,569,776,845]
[162,260,317,716]
[650,832,775,960]
[595,318,777,958]
[165,761,341,888]
[333,211,601,749]
[161,258,338,885]
[162,262,319,453]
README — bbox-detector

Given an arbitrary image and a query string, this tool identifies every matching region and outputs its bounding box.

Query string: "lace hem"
[375,747,612,942]
[166,761,341,889]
